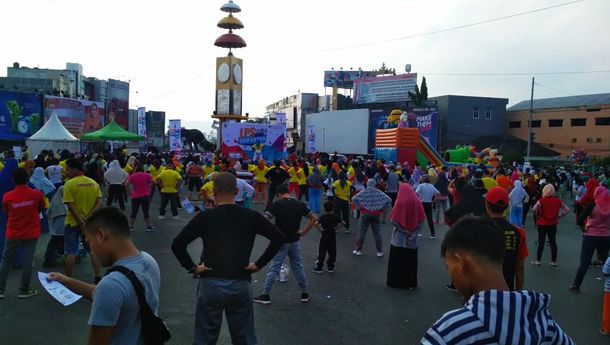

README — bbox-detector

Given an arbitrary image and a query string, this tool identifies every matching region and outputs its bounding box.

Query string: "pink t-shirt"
[129,172,152,199]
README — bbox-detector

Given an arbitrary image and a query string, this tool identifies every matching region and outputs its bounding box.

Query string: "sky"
[1,0,609,134]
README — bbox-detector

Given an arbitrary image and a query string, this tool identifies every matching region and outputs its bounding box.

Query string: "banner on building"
[168,119,182,152]
[306,125,316,153]
[0,91,42,141]
[353,73,417,104]
[368,107,439,153]
[146,111,165,148]
[221,123,286,162]
[107,79,129,129]
[324,70,375,88]
[137,107,146,151]
[43,96,105,138]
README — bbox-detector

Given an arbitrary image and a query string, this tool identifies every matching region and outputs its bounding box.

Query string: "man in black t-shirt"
[254,185,317,305]
[171,172,285,344]
[264,160,289,206]
[485,187,528,291]
[313,201,342,273]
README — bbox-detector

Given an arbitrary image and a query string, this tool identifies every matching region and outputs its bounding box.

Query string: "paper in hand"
[37,272,82,306]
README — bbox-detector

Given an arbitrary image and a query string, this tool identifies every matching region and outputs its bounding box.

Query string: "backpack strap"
[106,265,150,314]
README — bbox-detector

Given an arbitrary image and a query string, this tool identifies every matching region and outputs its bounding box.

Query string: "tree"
[408,76,428,106]
[501,151,524,165]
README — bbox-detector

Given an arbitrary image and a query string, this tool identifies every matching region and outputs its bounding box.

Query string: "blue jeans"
[194,278,256,345]
[308,188,321,214]
[263,241,308,294]
[356,214,383,252]
[509,206,523,227]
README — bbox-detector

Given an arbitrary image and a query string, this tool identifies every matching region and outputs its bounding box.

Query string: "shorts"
[64,225,82,255]
[188,177,203,192]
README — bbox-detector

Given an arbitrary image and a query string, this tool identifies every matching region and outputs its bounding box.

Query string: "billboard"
[168,119,182,152]
[146,111,165,148]
[324,70,375,88]
[353,73,418,104]
[368,107,439,153]
[306,125,316,153]
[221,123,287,162]
[107,79,129,129]
[0,91,42,141]
[306,109,370,155]
[43,96,105,138]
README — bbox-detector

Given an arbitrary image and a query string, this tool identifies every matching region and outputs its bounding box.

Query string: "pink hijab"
[594,186,610,216]
[391,183,426,232]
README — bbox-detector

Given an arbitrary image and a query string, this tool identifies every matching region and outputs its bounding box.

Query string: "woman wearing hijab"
[433,168,450,224]
[444,177,487,227]
[30,167,56,234]
[570,186,610,293]
[387,183,426,289]
[509,180,529,227]
[0,157,18,258]
[352,179,392,256]
[531,184,570,266]
[104,160,129,211]
[410,165,422,189]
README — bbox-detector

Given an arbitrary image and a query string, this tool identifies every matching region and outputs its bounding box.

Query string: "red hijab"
[579,179,599,205]
[594,186,610,216]
[391,183,426,232]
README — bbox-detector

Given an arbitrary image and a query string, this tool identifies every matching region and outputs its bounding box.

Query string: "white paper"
[37,272,82,306]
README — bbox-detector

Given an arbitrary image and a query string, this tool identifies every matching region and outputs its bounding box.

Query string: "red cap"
[485,186,509,207]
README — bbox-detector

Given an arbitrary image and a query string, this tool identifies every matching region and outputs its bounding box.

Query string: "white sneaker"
[531,260,541,266]
[158,215,166,220]
[172,215,180,220]
[376,252,384,257]
[352,250,362,256]
[550,261,558,267]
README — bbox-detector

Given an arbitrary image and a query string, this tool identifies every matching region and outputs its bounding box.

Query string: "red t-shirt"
[516,226,528,260]
[536,197,563,226]
[187,164,203,178]
[2,185,44,240]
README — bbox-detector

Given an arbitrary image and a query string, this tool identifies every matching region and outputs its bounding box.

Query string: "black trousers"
[160,192,179,216]
[334,198,350,229]
[298,184,309,202]
[44,235,64,262]
[422,202,435,236]
[267,184,279,207]
[537,225,557,261]
[316,234,336,268]
[107,184,126,210]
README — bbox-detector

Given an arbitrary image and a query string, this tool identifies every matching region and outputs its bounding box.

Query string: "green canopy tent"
[80,120,145,142]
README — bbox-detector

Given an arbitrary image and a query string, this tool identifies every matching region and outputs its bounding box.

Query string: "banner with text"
[221,123,287,162]
[107,79,129,129]
[0,90,42,141]
[43,96,105,138]
[353,73,417,104]
[306,125,316,153]
[168,119,182,152]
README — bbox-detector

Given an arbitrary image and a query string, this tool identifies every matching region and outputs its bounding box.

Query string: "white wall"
[306,109,369,154]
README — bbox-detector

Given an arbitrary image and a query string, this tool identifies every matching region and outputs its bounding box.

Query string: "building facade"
[265,92,319,151]
[429,95,509,151]
[0,62,81,98]
[507,93,610,158]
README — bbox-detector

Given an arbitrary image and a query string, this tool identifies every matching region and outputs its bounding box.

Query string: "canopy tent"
[26,113,79,158]
[80,120,145,142]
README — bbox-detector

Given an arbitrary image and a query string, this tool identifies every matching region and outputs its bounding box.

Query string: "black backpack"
[106,266,171,345]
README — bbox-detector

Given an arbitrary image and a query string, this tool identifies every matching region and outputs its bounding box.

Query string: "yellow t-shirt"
[251,166,269,183]
[318,165,327,176]
[200,181,214,198]
[298,167,312,185]
[333,180,352,201]
[63,175,102,227]
[289,167,302,183]
[124,164,133,174]
[482,177,498,191]
[347,166,355,179]
[148,165,164,179]
[203,166,216,179]
[157,169,182,193]
[18,161,26,168]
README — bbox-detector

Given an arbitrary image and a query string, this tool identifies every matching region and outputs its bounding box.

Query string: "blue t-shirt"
[88,252,161,345]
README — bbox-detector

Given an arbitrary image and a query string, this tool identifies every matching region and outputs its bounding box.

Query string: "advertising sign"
[107,79,130,129]
[0,91,42,141]
[146,111,165,148]
[306,125,316,153]
[221,123,287,162]
[275,112,286,126]
[324,70,375,88]
[353,73,418,104]
[43,96,105,138]
[168,119,182,152]
[137,107,146,137]
[413,108,439,149]
[368,107,439,153]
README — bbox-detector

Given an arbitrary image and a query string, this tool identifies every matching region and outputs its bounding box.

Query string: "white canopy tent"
[26,113,79,158]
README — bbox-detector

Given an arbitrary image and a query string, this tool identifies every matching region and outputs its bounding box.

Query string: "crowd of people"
[0,145,609,344]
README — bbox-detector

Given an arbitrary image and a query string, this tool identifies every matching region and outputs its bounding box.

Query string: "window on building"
[509,121,521,128]
[529,120,541,128]
[549,143,555,148]
[587,138,593,143]
[473,107,479,119]
[485,108,492,120]
[595,117,610,126]
[596,138,602,143]
[548,119,563,127]
[571,118,586,126]
[571,138,577,143]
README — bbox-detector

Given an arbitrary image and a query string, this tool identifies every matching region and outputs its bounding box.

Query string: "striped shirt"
[422,290,574,345]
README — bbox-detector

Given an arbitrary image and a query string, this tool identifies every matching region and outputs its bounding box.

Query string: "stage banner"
[168,119,182,152]
[0,90,42,140]
[107,79,129,129]
[306,125,316,153]
[43,96,104,138]
[221,123,287,162]
[412,107,439,149]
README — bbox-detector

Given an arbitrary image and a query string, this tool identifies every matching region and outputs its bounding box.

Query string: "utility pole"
[526,77,534,162]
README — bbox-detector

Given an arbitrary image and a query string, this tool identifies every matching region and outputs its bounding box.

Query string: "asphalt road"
[0,197,607,345]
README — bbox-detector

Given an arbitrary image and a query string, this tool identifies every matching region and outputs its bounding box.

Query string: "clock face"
[233,64,242,84]
[17,119,29,134]
[217,63,230,83]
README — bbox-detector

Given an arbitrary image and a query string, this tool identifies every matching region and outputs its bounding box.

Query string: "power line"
[534,82,575,96]
[297,0,586,54]
[143,64,214,104]
[423,70,610,76]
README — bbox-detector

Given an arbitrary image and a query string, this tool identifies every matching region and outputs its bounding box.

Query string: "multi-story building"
[507,93,610,158]
[0,62,81,98]
[265,92,319,151]
[146,111,166,149]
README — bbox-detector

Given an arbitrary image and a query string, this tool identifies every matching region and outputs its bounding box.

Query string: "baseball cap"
[485,186,509,207]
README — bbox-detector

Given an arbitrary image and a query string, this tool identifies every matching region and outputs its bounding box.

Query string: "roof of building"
[429,95,509,102]
[508,93,610,112]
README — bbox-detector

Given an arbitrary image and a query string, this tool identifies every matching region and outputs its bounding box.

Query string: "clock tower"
[213,0,247,124]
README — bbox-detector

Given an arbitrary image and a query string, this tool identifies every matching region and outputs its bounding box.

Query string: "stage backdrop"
[368,107,438,154]
[0,90,42,140]
[221,123,287,162]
